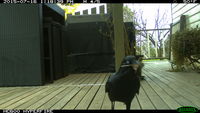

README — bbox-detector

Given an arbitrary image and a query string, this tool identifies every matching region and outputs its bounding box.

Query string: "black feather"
[105,56,141,110]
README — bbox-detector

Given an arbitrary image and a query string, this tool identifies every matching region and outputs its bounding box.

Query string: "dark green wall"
[0,4,43,86]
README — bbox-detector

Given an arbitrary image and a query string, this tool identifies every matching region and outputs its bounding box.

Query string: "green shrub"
[171,28,200,70]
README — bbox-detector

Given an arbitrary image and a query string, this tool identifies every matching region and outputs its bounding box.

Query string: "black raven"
[105,56,141,110]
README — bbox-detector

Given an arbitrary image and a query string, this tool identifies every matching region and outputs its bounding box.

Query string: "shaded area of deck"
[0,60,200,110]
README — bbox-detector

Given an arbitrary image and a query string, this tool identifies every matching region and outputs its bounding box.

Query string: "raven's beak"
[132,64,139,71]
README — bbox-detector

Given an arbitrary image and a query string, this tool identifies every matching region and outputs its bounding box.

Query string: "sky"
[75,3,172,29]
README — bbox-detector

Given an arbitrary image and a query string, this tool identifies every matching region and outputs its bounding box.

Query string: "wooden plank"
[62,86,92,109]
[57,74,90,86]
[62,74,101,109]
[145,71,199,108]
[0,88,25,97]
[187,11,200,24]
[141,78,170,109]
[39,74,92,109]
[101,92,111,110]
[39,86,76,109]
[75,12,80,15]
[142,71,181,109]
[91,7,96,14]
[0,87,43,109]
[155,75,200,108]
[100,5,105,14]
[190,21,200,28]
[48,74,77,86]
[143,62,200,108]
[52,74,101,109]
[146,64,200,96]
[114,102,126,110]
[173,4,200,24]
[147,71,200,108]
[88,74,108,109]
[27,87,67,109]
[75,85,101,109]
[50,87,81,109]
[148,66,200,93]
[75,74,106,109]
[172,4,179,9]
[66,14,108,24]
[0,87,17,92]
[130,96,141,110]
[16,87,56,109]
[106,4,112,14]
[83,9,88,15]
[187,4,200,18]
[0,88,34,108]
[172,4,187,15]
[5,87,53,109]
[50,74,85,86]
[137,84,155,110]
[173,4,198,19]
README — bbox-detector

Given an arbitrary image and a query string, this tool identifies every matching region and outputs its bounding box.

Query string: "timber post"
[110,4,125,71]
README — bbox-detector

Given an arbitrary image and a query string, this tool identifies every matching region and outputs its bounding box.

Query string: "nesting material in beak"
[132,64,139,71]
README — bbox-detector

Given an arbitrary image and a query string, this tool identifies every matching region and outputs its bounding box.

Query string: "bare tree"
[134,8,170,58]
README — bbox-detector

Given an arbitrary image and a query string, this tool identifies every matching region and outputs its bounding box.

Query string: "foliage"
[171,28,200,70]
[58,3,80,19]
[99,5,138,56]
[123,5,134,22]
[63,4,80,14]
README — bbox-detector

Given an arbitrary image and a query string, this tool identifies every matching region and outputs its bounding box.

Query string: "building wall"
[172,3,200,33]
[0,4,43,86]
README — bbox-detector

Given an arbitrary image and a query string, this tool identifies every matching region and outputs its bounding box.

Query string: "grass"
[143,59,169,62]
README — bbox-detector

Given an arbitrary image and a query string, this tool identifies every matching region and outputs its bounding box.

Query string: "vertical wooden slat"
[67,14,72,17]
[107,4,112,14]
[75,12,80,15]
[100,5,105,14]
[0,4,43,86]
[83,9,88,15]
[91,7,96,14]
[180,15,187,31]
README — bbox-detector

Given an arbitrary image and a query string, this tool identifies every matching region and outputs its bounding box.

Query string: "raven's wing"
[105,73,114,93]
[105,72,117,93]
[135,78,140,95]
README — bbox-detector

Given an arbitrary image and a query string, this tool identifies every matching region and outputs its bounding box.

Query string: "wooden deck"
[0,60,200,110]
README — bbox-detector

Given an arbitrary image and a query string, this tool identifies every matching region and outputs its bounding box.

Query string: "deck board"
[88,74,108,110]
[142,70,181,109]
[1,87,43,109]
[1,61,200,110]
[75,74,105,109]
[147,71,199,108]
[137,85,155,109]
[140,78,170,109]
[62,74,100,110]
[130,96,141,109]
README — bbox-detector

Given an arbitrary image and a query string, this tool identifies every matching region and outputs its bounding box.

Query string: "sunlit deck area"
[0,60,200,110]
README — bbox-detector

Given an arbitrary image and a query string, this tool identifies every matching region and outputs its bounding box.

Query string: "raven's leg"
[111,101,115,110]
[126,102,131,110]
